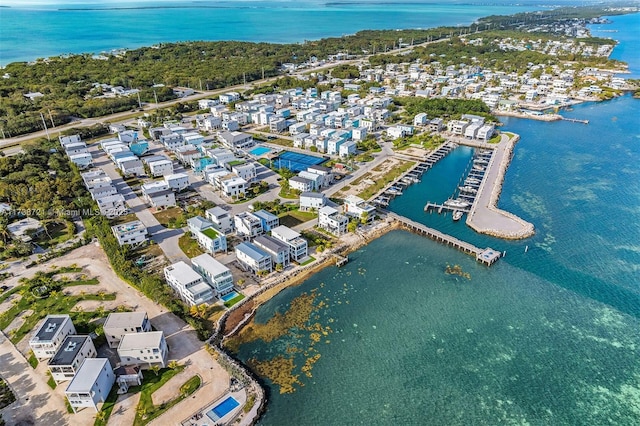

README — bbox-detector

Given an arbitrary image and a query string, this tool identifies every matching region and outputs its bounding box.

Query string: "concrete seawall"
[466,134,535,240]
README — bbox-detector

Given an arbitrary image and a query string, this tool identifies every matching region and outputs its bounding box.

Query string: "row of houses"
[81,168,128,218]
[60,134,93,169]
[164,253,234,305]
[29,313,167,413]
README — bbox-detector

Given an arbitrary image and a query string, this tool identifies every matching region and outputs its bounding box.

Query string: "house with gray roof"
[48,335,96,384]
[235,242,272,275]
[254,235,290,268]
[29,314,76,360]
[65,358,114,413]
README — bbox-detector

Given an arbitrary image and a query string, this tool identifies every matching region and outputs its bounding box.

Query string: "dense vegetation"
[396,98,495,122]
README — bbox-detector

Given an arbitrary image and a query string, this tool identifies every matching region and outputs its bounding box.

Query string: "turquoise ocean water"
[1,0,569,65]
[230,13,640,426]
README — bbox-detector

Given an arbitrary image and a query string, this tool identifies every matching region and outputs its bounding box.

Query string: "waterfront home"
[29,315,76,360]
[429,118,444,132]
[464,123,481,139]
[253,209,280,232]
[103,312,152,349]
[111,220,147,246]
[164,261,215,306]
[191,253,234,297]
[318,206,349,236]
[235,242,273,275]
[448,120,470,135]
[299,192,327,211]
[234,211,263,238]
[141,181,176,208]
[118,331,168,369]
[206,206,234,234]
[254,234,291,268]
[164,172,190,192]
[344,195,376,222]
[477,124,495,141]
[65,358,115,413]
[48,335,97,384]
[148,159,174,177]
[187,216,227,253]
[271,225,308,262]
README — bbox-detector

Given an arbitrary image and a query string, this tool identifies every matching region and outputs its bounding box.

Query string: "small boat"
[465,177,480,185]
[459,186,477,194]
[444,199,470,209]
[452,211,464,221]
[473,164,486,171]
[473,158,489,165]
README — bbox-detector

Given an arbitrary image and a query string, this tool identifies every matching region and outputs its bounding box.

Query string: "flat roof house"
[299,192,327,211]
[191,253,234,297]
[187,216,228,254]
[164,172,190,192]
[148,159,174,177]
[271,225,308,262]
[48,335,97,384]
[111,220,147,246]
[118,331,168,369]
[141,181,176,208]
[29,314,76,360]
[164,261,215,306]
[253,209,280,232]
[103,312,152,349]
[234,211,263,238]
[235,242,272,275]
[254,235,290,268]
[344,195,376,222]
[65,358,115,413]
[318,206,349,236]
[206,206,234,234]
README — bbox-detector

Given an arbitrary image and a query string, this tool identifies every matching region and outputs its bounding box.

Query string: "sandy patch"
[151,368,191,406]
[4,309,34,336]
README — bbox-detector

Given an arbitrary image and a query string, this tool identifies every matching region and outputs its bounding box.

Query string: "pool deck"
[182,389,247,426]
[466,134,535,239]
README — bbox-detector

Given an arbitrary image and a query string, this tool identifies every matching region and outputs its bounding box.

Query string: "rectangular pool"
[221,291,239,302]
[206,396,240,422]
[273,150,325,172]
[249,146,272,156]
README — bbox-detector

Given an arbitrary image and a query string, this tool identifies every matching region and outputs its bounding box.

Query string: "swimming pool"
[206,396,240,422]
[249,146,272,156]
[221,291,239,302]
[273,150,325,172]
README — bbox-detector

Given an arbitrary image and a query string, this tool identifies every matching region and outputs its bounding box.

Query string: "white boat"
[459,186,477,194]
[444,199,470,209]
[452,211,463,221]
[473,164,486,171]
[465,177,480,185]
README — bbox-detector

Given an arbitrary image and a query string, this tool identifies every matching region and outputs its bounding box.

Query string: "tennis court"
[273,151,325,172]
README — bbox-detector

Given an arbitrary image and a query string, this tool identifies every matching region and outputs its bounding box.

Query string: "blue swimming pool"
[221,291,239,302]
[249,146,272,156]
[273,150,325,172]
[206,396,240,422]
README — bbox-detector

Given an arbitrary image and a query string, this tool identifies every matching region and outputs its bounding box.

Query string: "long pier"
[560,116,589,124]
[385,212,500,266]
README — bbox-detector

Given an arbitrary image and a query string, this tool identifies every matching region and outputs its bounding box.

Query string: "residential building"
[318,206,349,235]
[271,225,308,262]
[344,195,376,222]
[254,235,290,268]
[8,217,44,242]
[234,211,263,238]
[65,358,115,413]
[219,175,247,198]
[141,181,176,208]
[235,242,273,275]
[206,206,234,234]
[339,140,357,158]
[148,159,174,177]
[253,209,280,232]
[164,173,190,192]
[289,176,314,193]
[64,142,88,157]
[48,335,97,384]
[111,220,147,246]
[160,133,184,150]
[187,216,227,253]
[68,153,93,169]
[89,185,117,201]
[231,162,257,183]
[114,365,143,394]
[164,261,215,305]
[96,194,127,218]
[477,124,495,141]
[306,165,333,187]
[118,331,168,369]
[429,118,444,132]
[218,131,254,150]
[299,192,327,211]
[103,312,152,349]
[29,315,76,360]
[191,254,234,297]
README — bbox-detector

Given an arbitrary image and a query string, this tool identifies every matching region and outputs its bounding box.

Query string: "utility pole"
[40,112,50,141]
[48,108,55,128]
[137,91,142,109]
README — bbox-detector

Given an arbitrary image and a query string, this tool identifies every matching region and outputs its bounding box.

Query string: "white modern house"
[299,192,327,211]
[148,159,174,177]
[219,175,247,198]
[141,181,176,208]
[68,152,93,169]
[96,193,127,218]
[191,253,234,297]
[29,315,76,360]
[164,173,190,192]
[164,261,215,306]
[254,235,290,268]
[271,225,308,262]
[187,216,227,253]
[103,312,152,349]
[343,195,376,222]
[117,331,168,369]
[48,335,97,384]
[253,209,279,233]
[235,242,273,275]
[65,358,115,413]
[234,211,263,238]
[289,176,314,193]
[206,206,234,234]
[318,206,349,236]
[111,220,147,246]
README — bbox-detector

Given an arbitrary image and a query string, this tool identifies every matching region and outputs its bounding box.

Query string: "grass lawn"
[278,186,300,199]
[178,234,205,258]
[34,221,74,250]
[0,378,16,410]
[153,207,184,228]
[224,293,245,308]
[110,213,139,226]
[201,228,219,239]
[278,210,317,228]
[93,388,119,426]
[132,367,202,426]
[267,138,293,147]
[299,256,316,266]
[358,161,415,200]
[27,351,38,369]
[47,374,57,389]
[488,133,502,144]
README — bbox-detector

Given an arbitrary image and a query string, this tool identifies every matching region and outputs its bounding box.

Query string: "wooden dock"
[386,212,499,266]
[334,254,349,267]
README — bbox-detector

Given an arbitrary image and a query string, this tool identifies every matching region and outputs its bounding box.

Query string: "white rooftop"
[65,358,110,392]
[118,331,164,351]
[103,312,148,329]
[165,261,203,285]
[271,225,301,241]
[191,253,230,276]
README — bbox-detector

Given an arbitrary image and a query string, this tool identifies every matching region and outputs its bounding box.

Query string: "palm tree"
[149,365,160,376]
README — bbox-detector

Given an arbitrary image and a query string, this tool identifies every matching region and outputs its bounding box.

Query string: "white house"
[164,261,215,306]
[164,173,190,192]
[253,209,280,232]
[206,206,234,234]
[289,176,314,193]
[306,165,333,187]
[219,92,240,104]
[254,235,290,268]
[148,159,174,177]
[231,162,257,183]
[48,335,97,384]
[344,195,376,222]
[29,315,76,360]
[141,181,176,208]
[96,193,127,218]
[271,225,308,262]
[191,254,234,297]
[219,175,247,198]
[187,216,227,253]
[65,358,115,413]
[118,158,145,177]
[111,220,147,246]
[218,131,254,150]
[414,113,428,126]
[64,142,88,157]
[160,133,184,151]
[89,185,117,201]
[59,134,81,148]
[235,242,272,275]
[318,206,349,235]
[234,211,263,238]
[103,312,152,349]
[299,192,327,211]
[118,331,168,369]
[68,153,93,169]
[477,124,495,141]
[339,140,357,158]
